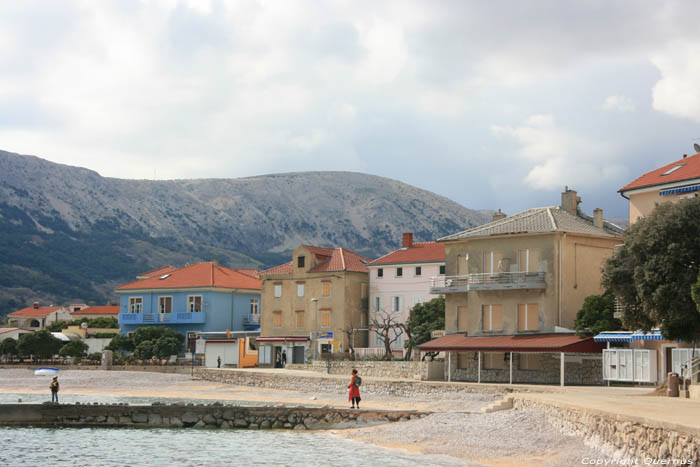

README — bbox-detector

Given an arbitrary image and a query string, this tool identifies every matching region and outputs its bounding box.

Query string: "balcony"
[243,313,260,327]
[118,311,206,325]
[430,272,547,293]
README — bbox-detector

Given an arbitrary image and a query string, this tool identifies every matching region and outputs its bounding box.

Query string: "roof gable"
[262,246,370,275]
[9,306,62,318]
[620,152,700,192]
[117,262,262,291]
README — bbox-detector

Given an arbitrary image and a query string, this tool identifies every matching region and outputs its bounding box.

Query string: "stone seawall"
[289,361,425,380]
[0,404,425,430]
[195,368,518,397]
[513,397,700,463]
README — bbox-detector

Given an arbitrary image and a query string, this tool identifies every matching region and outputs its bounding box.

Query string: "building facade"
[367,232,445,354]
[7,303,71,329]
[116,262,262,350]
[258,245,369,366]
[619,151,700,224]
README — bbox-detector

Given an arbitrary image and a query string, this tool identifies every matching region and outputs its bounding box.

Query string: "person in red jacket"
[348,368,361,409]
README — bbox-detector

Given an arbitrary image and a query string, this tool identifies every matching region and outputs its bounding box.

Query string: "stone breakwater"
[0,403,426,430]
[513,397,700,464]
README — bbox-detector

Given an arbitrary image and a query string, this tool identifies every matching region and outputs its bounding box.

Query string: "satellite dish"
[81,322,88,329]
[694,143,700,153]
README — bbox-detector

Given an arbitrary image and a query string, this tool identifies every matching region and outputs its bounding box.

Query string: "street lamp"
[311,298,319,361]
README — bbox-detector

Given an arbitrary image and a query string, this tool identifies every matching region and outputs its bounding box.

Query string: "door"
[293,346,305,364]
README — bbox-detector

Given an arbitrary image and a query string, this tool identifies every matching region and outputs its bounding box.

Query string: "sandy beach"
[0,368,613,465]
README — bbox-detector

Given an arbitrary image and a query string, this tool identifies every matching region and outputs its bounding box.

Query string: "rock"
[148,414,163,425]
[260,420,271,429]
[271,420,284,429]
[249,423,259,429]
[170,417,183,427]
[220,420,232,429]
[283,423,292,429]
[95,415,106,423]
[234,419,249,428]
[193,420,207,429]
[310,396,317,400]
[119,416,131,425]
[222,410,234,421]
[202,414,217,425]
[182,412,199,424]
[132,413,148,423]
[293,424,306,430]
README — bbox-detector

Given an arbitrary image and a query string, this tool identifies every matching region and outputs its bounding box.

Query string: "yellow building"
[258,245,369,366]
[619,151,700,224]
[420,189,623,385]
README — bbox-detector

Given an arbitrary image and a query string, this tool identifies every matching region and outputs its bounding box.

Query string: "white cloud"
[651,42,700,123]
[603,95,635,112]
[491,115,624,190]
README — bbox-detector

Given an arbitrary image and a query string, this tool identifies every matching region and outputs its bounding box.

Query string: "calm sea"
[0,394,468,467]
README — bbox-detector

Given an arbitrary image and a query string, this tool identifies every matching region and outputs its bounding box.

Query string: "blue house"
[116,262,262,342]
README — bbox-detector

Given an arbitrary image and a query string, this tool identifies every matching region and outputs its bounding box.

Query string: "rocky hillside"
[0,149,491,316]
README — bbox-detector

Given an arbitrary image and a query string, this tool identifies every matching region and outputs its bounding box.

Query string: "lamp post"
[311,298,319,361]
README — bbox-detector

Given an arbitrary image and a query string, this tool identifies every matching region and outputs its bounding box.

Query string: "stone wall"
[447,352,602,385]
[513,397,700,463]
[0,403,424,431]
[288,360,425,380]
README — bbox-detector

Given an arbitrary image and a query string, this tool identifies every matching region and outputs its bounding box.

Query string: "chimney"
[561,186,581,215]
[593,208,604,228]
[33,302,39,309]
[492,209,507,221]
[212,259,219,267]
[402,232,413,248]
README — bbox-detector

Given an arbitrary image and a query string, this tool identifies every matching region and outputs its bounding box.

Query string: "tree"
[153,336,182,359]
[59,339,89,359]
[0,337,18,360]
[105,334,135,353]
[17,330,64,360]
[404,296,445,360]
[692,271,700,314]
[133,340,155,361]
[131,327,183,347]
[603,197,700,342]
[574,291,622,336]
[371,311,403,360]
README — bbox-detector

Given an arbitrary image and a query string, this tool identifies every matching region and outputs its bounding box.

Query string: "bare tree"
[398,322,413,360]
[342,316,361,360]
[371,311,402,360]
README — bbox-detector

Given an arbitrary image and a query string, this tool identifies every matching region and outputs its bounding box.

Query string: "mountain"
[0,149,491,316]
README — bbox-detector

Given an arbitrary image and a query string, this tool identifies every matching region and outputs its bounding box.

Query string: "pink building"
[367,233,445,352]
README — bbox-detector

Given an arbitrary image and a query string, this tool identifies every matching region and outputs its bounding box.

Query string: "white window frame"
[297,284,305,297]
[159,296,173,314]
[187,295,203,313]
[250,298,259,315]
[274,284,282,298]
[129,297,142,314]
[374,296,381,313]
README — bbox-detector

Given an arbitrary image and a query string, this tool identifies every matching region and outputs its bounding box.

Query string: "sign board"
[431,330,446,339]
[318,332,334,340]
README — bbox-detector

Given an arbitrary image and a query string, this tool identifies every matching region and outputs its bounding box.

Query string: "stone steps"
[480,396,513,413]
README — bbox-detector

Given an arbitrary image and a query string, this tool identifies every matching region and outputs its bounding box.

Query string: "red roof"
[117,262,261,291]
[417,333,604,353]
[71,306,119,315]
[620,152,700,192]
[262,246,370,275]
[370,242,445,266]
[261,261,293,275]
[9,306,62,318]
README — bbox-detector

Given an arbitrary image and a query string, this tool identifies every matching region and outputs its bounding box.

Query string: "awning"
[660,184,700,196]
[417,333,604,353]
[632,330,665,341]
[593,332,633,343]
[256,336,309,342]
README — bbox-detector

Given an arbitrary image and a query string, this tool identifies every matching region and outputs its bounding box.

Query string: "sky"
[2,1,700,218]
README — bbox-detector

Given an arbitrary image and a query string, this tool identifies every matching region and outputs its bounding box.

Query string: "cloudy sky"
[2,1,700,218]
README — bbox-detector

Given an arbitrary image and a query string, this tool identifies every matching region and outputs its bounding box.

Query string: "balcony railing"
[244,314,261,326]
[118,311,206,325]
[429,272,547,293]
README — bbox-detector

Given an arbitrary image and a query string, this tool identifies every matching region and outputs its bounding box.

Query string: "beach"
[0,368,614,465]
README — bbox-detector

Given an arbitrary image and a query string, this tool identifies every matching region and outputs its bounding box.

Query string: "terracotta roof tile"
[620,152,700,192]
[261,262,293,275]
[309,248,369,273]
[70,306,119,315]
[9,306,62,318]
[370,242,445,265]
[117,262,261,291]
[417,333,604,353]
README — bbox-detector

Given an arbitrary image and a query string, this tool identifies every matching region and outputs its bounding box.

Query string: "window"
[159,296,172,314]
[272,310,282,327]
[129,297,142,314]
[483,352,506,369]
[374,296,382,313]
[188,295,202,313]
[274,284,282,298]
[297,255,305,268]
[322,282,331,297]
[396,267,403,277]
[320,310,330,327]
[485,251,505,274]
[377,268,383,278]
[519,354,541,370]
[518,304,539,331]
[250,298,259,315]
[518,249,540,273]
[661,164,685,176]
[439,264,446,275]
[415,266,421,276]
[392,296,402,313]
[295,310,304,328]
[297,284,305,297]
[481,304,502,331]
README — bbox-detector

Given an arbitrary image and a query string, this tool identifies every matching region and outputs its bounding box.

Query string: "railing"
[244,314,261,326]
[118,311,206,325]
[681,355,700,392]
[429,272,546,293]
[354,347,405,359]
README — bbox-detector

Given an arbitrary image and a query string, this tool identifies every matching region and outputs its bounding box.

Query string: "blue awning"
[659,184,700,196]
[632,330,665,341]
[594,332,633,343]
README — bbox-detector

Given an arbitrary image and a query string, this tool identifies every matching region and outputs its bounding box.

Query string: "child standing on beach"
[50,376,59,403]
[348,368,361,409]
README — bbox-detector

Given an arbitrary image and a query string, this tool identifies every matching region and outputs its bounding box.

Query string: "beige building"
[259,245,369,366]
[620,151,700,224]
[420,189,623,385]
